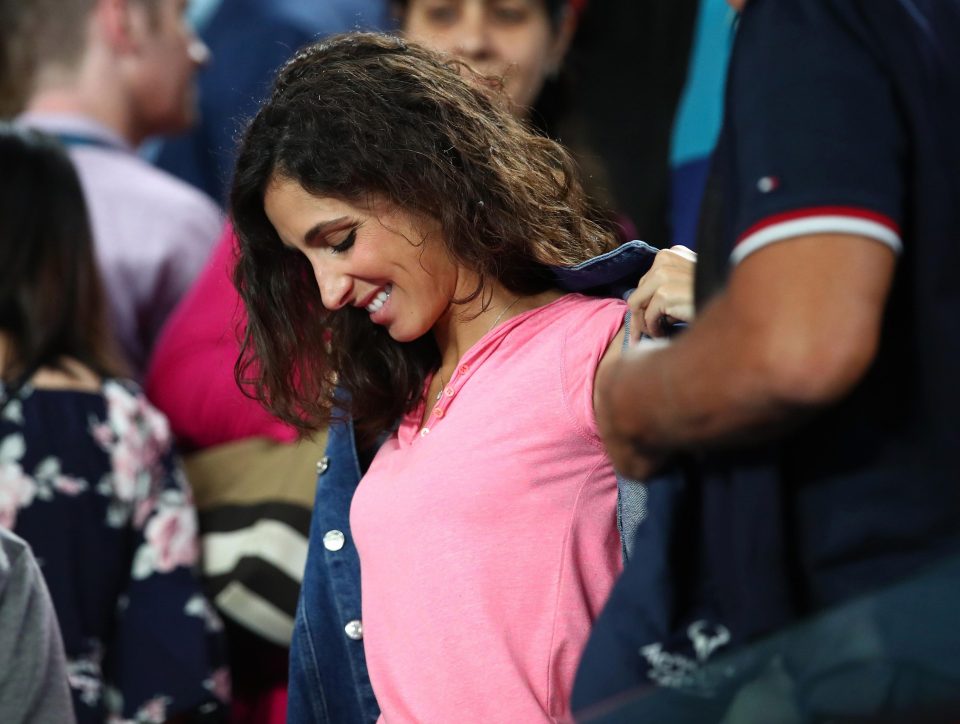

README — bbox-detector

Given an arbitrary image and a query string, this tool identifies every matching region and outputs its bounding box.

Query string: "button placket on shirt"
[417,353,483,439]
[417,304,530,441]
[426,379,460,429]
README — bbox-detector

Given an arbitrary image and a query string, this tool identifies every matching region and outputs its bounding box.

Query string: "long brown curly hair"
[231,32,616,444]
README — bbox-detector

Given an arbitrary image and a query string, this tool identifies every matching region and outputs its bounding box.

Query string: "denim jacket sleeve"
[288,240,660,722]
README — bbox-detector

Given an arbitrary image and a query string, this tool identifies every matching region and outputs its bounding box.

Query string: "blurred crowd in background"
[0,0,957,722]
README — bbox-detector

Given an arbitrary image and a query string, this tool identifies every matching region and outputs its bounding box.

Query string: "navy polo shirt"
[574,0,960,715]
[696,0,960,616]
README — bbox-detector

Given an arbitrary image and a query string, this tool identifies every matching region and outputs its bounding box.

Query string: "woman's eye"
[492,7,528,23]
[330,228,356,254]
[425,6,457,24]
[491,1,530,23]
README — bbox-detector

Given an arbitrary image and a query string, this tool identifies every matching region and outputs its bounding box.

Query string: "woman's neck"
[431,285,564,376]
[0,332,101,392]
[417,285,563,428]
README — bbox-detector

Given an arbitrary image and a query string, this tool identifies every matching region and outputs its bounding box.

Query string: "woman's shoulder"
[514,293,626,362]
[551,293,627,337]
[12,368,171,448]
[29,357,103,393]
[562,292,627,313]
[26,359,148,403]
[524,292,625,326]
[550,295,627,440]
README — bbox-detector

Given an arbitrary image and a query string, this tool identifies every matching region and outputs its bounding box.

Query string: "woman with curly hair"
[230,32,663,722]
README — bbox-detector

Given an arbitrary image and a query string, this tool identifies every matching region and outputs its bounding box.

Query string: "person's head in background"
[393,0,577,121]
[0,125,121,382]
[394,0,627,237]
[0,0,31,117]
[14,0,209,144]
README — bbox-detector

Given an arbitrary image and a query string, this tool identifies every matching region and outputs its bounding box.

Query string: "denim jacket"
[288,240,660,724]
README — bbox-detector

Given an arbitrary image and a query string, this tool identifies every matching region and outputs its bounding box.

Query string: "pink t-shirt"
[351,293,626,723]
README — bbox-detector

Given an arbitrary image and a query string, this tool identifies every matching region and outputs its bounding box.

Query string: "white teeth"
[365,285,392,314]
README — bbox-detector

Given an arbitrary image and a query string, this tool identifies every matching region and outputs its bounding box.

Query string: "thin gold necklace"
[434,295,521,401]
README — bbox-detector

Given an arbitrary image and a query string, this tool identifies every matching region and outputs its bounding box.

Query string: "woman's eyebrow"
[304,217,352,244]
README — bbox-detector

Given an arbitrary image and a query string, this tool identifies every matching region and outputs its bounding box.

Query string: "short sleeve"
[560,297,627,440]
[727,0,905,264]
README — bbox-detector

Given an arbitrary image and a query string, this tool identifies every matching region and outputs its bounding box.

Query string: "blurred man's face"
[128,0,209,139]
[726,0,747,11]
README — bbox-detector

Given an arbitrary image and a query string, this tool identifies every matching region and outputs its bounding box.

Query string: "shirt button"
[344,620,363,640]
[457,364,469,376]
[316,456,330,474]
[322,530,345,552]
[444,387,455,397]
[433,408,444,419]
[420,428,430,437]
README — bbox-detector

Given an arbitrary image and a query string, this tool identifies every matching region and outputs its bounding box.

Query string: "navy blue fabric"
[3,382,227,723]
[699,0,960,620]
[577,553,960,723]
[155,0,388,205]
[728,2,905,238]
[574,0,960,717]
[289,243,659,723]
[551,239,659,300]
[573,466,694,706]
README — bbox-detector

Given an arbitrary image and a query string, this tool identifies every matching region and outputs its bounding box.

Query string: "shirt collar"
[15,112,134,154]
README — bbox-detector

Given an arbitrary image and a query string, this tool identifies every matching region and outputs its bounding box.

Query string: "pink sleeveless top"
[351,293,626,722]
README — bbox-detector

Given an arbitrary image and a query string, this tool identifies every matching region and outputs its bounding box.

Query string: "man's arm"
[596,232,896,479]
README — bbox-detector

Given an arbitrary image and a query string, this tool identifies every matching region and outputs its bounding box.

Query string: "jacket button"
[316,456,330,474]
[344,620,363,640]
[323,530,345,552]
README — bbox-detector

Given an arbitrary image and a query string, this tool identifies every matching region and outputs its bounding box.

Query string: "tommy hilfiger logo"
[756,175,780,193]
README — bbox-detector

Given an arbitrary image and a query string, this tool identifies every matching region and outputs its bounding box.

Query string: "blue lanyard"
[54,132,126,152]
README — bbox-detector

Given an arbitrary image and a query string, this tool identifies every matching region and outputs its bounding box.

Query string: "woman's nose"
[453,9,494,61]
[315,265,352,310]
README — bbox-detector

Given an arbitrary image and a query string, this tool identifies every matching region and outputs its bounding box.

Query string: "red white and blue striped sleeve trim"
[731,206,903,265]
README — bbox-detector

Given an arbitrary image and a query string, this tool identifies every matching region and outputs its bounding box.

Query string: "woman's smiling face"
[263,176,465,342]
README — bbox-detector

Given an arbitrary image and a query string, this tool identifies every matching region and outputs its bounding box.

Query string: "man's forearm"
[597,235,896,477]
[602,293,805,461]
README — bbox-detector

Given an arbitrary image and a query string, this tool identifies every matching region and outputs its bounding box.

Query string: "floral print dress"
[0,378,229,723]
